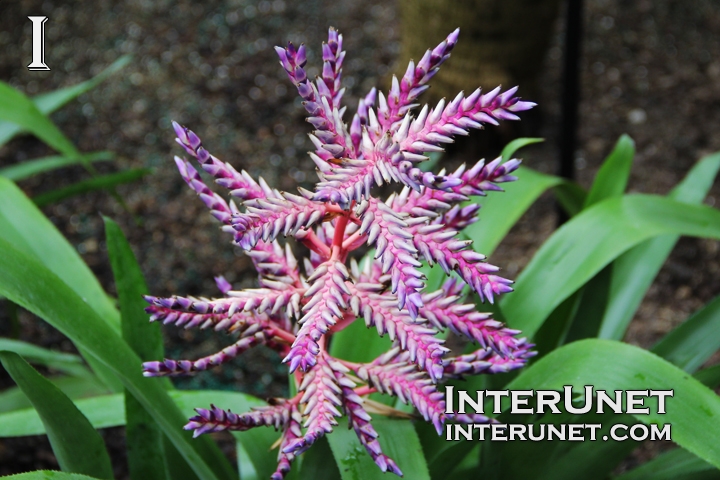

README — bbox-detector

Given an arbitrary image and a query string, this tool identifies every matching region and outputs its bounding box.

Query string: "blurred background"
[1,0,719,476]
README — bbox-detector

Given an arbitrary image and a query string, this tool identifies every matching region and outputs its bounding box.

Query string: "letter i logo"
[27,16,50,71]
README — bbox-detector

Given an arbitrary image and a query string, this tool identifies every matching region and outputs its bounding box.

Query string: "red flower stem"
[332,213,350,250]
[301,230,332,258]
[268,327,297,344]
[341,231,364,250]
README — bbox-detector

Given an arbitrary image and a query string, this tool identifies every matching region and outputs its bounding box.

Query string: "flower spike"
[144,26,535,479]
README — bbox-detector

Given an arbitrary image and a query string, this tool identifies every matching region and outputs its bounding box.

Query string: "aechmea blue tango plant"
[142,27,536,478]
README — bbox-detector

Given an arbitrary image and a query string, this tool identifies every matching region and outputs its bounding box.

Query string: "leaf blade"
[0,176,122,391]
[33,168,151,207]
[598,152,720,340]
[463,167,564,255]
[0,55,131,147]
[0,351,114,479]
[0,239,234,480]
[105,216,169,480]
[0,81,79,157]
[327,417,430,480]
[0,338,91,378]
[501,195,720,338]
[614,447,720,480]
[0,151,114,181]
[652,294,720,373]
[583,135,635,208]
[506,339,720,470]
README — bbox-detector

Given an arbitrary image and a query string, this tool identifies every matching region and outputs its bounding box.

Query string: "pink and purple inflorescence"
[143,27,536,479]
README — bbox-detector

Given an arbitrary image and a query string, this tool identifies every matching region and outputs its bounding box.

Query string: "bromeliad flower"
[143,27,536,479]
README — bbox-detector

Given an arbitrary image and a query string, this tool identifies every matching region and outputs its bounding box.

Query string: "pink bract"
[143,26,536,479]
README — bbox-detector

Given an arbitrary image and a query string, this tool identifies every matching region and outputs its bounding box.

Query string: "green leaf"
[164,434,202,480]
[480,406,638,480]
[694,365,720,389]
[298,436,342,480]
[0,388,276,480]
[502,195,720,339]
[0,389,264,431]
[0,338,92,378]
[558,136,635,342]
[0,471,103,480]
[104,216,168,480]
[415,421,475,480]
[329,316,393,363]
[652,294,720,373]
[598,152,720,340]
[463,167,565,255]
[0,239,234,480]
[583,135,635,208]
[506,339,720,470]
[33,56,132,115]
[501,137,544,161]
[0,177,119,328]
[563,264,614,342]
[552,181,587,217]
[531,291,583,357]
[614,448,720,480]
[0,56,131,147]
[421,151,444,172]
[0,176,122,391]
[0,393,124,437]
[0,375,109,414]
[327,417,430,480]
[0,151,114,181]
[329,318,396,406]
[237,442,260,480]
[33,168,151,207]
[0,82,79,157]
[0,351,113,479]
[464,138,584,256]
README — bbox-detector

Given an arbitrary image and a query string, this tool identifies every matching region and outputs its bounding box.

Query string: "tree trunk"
[399,0,562,104]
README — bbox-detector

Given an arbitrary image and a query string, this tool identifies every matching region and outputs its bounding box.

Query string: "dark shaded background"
[1,0,719,476]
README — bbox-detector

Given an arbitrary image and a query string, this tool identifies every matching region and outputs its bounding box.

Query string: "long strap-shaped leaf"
[506,339,720,469]
[0,177,122,391]
[33,169,151,207]
[583,135,635,208]
[0,338,91,378]
[614,447,720,480]
[327,416,431,480]
[463,137,586,256]
[502,195,720,338]
[0,389,279,480]
[0,82,79,157]
[0,472,102,480]
[463,167,567,255]
[0,352,114,479]
[598,152,720,340]
[0,393,124,437]
[104,217,169,480]
[0,151,114,181]
[0,239,234,480]
[536,136,636,346]
[0,56,131,147]
[0,375,109,414]
[652,294,720,373]
[0,177,119,328]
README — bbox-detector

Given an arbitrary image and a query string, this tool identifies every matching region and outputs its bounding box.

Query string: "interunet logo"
[445,386,673,442]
